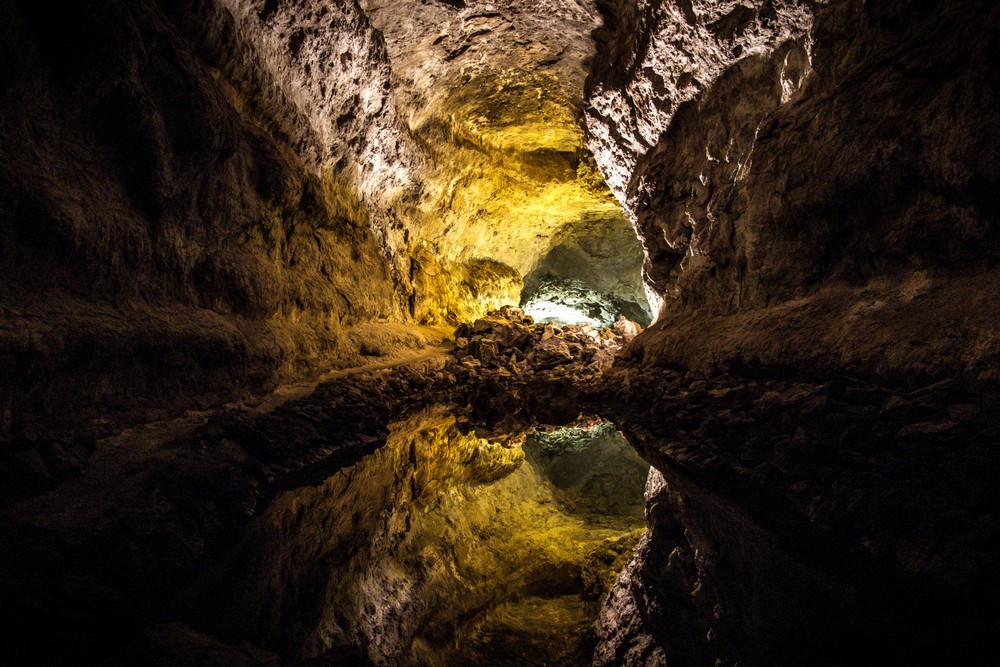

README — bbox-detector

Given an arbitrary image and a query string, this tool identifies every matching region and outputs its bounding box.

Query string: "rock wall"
[587,0,814,207]
[587,0,1000,381]
[0,0,656,457]
[0,0,420,449]
[217,0,422,258]
[363,0,650,325]
[592,364,1000,665]
[584,2,1000,663]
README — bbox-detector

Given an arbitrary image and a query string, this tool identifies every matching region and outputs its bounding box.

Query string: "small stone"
[612,315,640,341]
[896,420,957,439]
[947,404,980,421]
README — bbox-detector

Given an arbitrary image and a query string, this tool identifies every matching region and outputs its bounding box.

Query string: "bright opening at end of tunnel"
[520,276,652,328]
[522,299,605,328]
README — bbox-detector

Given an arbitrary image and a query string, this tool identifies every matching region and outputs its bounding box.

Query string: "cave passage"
[204,408,649,665]
[517,215,653,328]
[2,0,999,665]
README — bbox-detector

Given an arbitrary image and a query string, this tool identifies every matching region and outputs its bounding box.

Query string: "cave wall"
[0,0,423,447]
[0,0,657,453]
[582,2,1000,663]
[587,0,1000,382]
[363,0,650,325]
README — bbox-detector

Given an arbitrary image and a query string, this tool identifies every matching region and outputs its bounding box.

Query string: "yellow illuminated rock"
[360,1,649,325]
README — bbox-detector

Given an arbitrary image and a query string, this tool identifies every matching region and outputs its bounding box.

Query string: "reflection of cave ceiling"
[209,408,646,663]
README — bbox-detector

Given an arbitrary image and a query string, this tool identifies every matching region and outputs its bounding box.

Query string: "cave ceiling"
[362,0,650,324]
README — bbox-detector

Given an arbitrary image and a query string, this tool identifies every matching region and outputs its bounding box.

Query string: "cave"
[1,0,998,665]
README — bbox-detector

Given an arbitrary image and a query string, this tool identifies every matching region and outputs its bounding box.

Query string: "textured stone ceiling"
[363,0,650,325]
[585,0,815,206]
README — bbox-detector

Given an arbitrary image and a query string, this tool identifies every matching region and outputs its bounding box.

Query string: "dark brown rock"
[587,0,1000,383]
[0,0,419,448]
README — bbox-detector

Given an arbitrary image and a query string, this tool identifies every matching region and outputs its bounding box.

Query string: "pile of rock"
[448,306,641,377]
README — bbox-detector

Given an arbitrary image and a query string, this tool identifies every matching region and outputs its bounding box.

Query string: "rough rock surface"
[0,0,650,452]
[587,0,1000,379]
[218,0,423,257]
[363,0,650,324]
[579,5,1000,656]
[521,213,651,326]
[587,0,814,205]
[449,306,640,382]
[521,276,643,328]
[2,0,1000,665]
[0,0,422,450]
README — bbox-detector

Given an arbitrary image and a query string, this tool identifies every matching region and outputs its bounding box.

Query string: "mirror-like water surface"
[208,407,649,665]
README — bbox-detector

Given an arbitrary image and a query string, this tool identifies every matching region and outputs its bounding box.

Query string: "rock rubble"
[447,305,641,379]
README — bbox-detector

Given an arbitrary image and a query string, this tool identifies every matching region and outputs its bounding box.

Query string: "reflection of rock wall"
[525,422,649,519]
[594,342,1000,664]
[206,408,643,664]
[595,468,851,666]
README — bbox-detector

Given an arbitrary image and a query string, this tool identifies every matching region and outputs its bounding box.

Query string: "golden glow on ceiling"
[413,68,624,276]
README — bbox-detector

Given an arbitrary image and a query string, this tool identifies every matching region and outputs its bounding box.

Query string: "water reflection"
[210,406,648,665]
